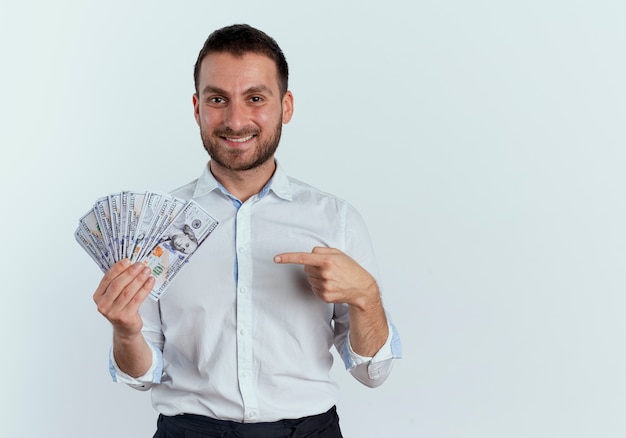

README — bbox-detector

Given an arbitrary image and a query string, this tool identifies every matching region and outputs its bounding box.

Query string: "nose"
[223,101,249,131]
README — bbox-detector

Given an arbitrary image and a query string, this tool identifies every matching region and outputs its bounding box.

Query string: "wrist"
[349,281,381,312]
[113,328,144,346]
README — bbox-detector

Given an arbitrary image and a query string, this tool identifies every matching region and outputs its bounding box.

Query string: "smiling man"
[93,24,401,438]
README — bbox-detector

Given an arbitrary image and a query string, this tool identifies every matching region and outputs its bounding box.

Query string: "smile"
[225,135,255,143]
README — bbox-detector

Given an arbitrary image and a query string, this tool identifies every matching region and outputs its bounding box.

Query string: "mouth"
[223,134,255,143]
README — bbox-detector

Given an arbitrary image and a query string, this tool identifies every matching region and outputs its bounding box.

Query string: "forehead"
[197,52,280,94]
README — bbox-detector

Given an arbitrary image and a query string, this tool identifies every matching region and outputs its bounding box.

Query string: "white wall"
[2,1,626,436]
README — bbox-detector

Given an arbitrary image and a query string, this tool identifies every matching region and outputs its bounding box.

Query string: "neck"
[209,159,276,203]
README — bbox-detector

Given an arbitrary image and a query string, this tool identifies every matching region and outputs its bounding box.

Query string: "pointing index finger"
[274,252,321,266]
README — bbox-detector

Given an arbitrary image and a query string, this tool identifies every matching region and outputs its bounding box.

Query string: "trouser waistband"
[153,405,343,438]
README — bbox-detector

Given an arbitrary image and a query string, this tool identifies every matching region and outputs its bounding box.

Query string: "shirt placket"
[234,197,259,421]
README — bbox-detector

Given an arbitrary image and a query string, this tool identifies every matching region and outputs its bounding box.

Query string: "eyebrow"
[200,84,274,97]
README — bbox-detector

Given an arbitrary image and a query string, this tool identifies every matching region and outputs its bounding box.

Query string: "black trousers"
[153,406,343,438]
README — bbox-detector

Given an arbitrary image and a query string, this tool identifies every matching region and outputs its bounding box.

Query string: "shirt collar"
[265,161,293,201]
[192,160,293,202]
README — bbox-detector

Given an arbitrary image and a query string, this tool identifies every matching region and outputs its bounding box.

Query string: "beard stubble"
[200,119,283,172]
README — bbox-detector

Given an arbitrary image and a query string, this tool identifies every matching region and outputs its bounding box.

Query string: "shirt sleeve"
[340,320,402,387]
[333,202,402,387]
[107,297,165,391]
[108,340,163,391]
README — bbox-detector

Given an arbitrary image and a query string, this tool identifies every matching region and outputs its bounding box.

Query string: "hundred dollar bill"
[108,193,123,262]
[134,194,180,263]
[75,226,109,273]
[94,196,116,263]
[78,209,114,267]
[136,194,186,262]
[131,191,166,262]
[148,196,186,251]
[120,191,129,260]
[77,191,219,291]
[143,200,219,300]
[126,191,146,260]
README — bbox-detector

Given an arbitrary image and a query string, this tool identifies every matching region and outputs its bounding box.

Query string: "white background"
[2,1,626,437]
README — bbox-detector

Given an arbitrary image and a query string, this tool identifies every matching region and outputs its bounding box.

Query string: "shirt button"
[239,287,247,294]
[240,329,247,336]
[248,411,257,419]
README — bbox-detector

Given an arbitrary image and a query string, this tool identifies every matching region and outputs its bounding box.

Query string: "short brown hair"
[193,24,289,96]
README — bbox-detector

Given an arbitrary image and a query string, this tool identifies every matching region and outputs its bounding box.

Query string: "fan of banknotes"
[75,191,219,300]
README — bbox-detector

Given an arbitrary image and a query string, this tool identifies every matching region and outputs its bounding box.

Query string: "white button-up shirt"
[111,162,402,422]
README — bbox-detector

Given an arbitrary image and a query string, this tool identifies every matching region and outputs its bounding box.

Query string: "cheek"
[255,106,282,127]
[255,112,272,126]
[199,112,221,131]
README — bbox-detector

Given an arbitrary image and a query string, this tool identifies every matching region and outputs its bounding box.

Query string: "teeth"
[226,135,254,143]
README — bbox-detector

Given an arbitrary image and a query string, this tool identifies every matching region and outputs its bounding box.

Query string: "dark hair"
[193,24,289,96]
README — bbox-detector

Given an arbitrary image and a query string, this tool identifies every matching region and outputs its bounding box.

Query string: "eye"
[208,96,226,105]
[249,96,263,103]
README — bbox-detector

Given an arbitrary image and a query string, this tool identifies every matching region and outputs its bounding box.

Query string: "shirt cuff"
[341,320,402,371]
[108,341,163,388]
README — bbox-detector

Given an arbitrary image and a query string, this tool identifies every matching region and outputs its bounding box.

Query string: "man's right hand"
[93,259,155,340]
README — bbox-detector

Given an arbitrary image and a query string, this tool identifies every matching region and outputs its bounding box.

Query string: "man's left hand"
[274,247,379,309]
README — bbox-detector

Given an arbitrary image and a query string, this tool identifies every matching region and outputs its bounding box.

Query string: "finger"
[311,246,342,255]
[274,252,323,266]
[93,259,132,300]
[94,261,150,310]
[112,264,154,310]
[303,264,322,277]
[94,264,154,326]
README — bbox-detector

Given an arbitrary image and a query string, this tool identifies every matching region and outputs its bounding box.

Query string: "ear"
[281,91,294,124]
[192,93,201,126]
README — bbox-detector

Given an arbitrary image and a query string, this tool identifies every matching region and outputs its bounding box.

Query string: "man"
[94,24,401,437]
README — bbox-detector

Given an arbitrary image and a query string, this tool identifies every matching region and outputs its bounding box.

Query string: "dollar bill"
[108,193,122,262]
[120,191,129,259]
[76,190,219,300]
[93,197,115,262]
[78,209,114,267]
[127,191,146,260]
[142,200,219,300]
[146,196,186,255]
[131,192,166,262]
[75,226,110,273]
